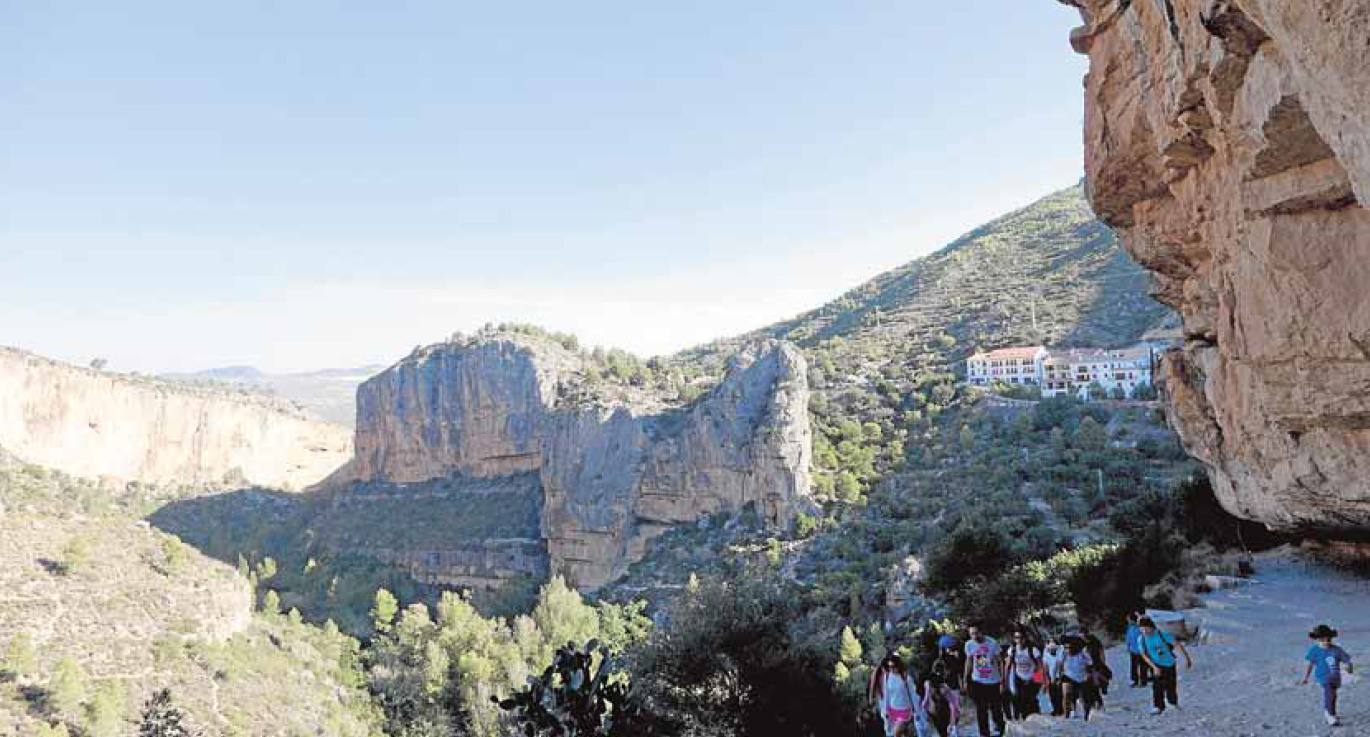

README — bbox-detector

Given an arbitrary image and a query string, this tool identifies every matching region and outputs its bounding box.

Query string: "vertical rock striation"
[541,340,813,588]
[350,339,572,482]
[346,334,812,589]
[1058,0,1370,533]
[0,347,352,489]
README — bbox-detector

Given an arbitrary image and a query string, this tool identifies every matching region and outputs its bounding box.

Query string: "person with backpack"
[931,635,965,693]
[1300,623,1354,726]
[922,668,963,737]
[1083,632,1111,711]
[1002,628,1043,721]
[1137,615,1193,715]
[1124,611,1149,687]
[1058,635,1095,720]
[870,653,923,737]
[962,624,1007,737]
[1041,637,1066,717]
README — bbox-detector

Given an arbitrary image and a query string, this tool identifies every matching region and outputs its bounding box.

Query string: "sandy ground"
[998,548,1369,737]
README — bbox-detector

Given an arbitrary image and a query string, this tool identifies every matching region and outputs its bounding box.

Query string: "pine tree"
[371,589,399,634]
[1075,416,1107,452]
[47,657,88,720]
[838,626,863,666]
[138,689,197,737]
[531,577,598,660]
[2,632,36,679]
[85,680,126,737]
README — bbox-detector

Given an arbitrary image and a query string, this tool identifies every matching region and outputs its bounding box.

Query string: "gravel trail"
[1006,548,1369,737]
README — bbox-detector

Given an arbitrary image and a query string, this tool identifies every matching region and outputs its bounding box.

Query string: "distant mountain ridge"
[164,364,385,426]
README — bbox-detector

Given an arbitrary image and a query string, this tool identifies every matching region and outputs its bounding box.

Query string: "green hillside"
[754,183,1167,351]
[607,184,1198,616]
[664,183,1173,506]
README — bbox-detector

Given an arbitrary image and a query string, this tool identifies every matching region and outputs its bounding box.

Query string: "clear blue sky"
[2,1,1088,373]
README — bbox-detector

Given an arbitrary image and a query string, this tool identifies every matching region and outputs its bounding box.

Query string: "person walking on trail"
[1003,629,1042,721]
[1083,632,1111,710]
[1041,637,1066,717]
[1058,636,1094,720]
[1125,611,1150,687]
[963,625,1007,737]
[923,668,963,737]
[1137,615,1193,715]
[870,653,925,737]
[932,635,966,693]
[1300,623,1354,726]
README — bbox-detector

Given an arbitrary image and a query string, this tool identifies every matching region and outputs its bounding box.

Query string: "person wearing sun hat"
[1301,623,1354,726]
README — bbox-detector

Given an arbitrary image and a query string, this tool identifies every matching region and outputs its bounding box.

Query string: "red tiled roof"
[970,346,1045,361]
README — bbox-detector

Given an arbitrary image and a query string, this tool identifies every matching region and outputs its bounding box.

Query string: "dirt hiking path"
[1009,548,1368,737]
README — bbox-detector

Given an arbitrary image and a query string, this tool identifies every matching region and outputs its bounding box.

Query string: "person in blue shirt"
[1301,623,1354,726]
[1137,616,1192,715]
[1124,611,1149,687]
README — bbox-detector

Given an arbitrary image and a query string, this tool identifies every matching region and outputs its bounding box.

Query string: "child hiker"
[1301,623,1354,727]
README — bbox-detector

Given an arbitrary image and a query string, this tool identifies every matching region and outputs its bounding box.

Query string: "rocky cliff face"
[542,341,813,587]
[1059,0,1370,534]
[0,347,352,490]
[347,334,812,589]
[350,339,573,482]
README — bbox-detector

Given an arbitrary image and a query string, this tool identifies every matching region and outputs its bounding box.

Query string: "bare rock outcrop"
[346,334,812,589]
[350,339,573,483]
[542,340,813,587]
[1059,0,1370,533]
[0,347,352,489]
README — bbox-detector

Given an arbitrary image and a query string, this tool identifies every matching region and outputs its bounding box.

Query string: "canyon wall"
[1059,0,1370,533]
[345,334,812,589]
[0,347,352,490]
[541,340,813,587]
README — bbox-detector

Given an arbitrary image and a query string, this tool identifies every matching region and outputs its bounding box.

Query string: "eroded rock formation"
[0,347,353,489]
[1059,0,1370,533]
[344,334,812,589]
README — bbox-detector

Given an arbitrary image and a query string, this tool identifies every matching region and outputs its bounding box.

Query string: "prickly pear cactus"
[495,639,649,737]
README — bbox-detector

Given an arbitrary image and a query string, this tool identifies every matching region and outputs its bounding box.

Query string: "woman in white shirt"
[869,653,926,737]
[1059,637,1095,720]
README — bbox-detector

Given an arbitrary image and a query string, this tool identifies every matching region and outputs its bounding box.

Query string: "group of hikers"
[869,613,1354,735]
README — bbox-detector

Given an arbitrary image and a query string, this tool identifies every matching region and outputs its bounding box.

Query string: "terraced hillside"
[0,462,379,736]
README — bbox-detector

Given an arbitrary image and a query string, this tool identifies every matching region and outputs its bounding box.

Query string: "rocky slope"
[1059,0,1370,534]
[0,489,379,735]
[0,347,352,490]
[338,334,812,590]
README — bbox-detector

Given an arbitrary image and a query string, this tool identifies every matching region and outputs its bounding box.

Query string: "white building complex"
[965,346,1048,386]
[966,344,1156,400]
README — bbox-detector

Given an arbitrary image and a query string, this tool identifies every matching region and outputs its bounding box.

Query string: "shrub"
[2,631,36,680]
[921,527,1020,596]
[628,569,856,736]
[59,536,92,576]
[138,688,198,737]
[1068,524,1183,632]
